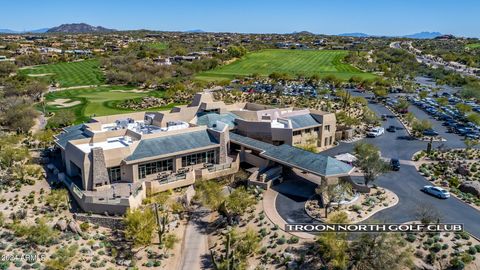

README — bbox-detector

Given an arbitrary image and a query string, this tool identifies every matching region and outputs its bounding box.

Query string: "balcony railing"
[72,184,84,199]
[207,163,232,172]
[156,172,188,185]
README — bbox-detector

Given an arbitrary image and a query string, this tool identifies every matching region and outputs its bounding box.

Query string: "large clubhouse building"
[54,91,353,214]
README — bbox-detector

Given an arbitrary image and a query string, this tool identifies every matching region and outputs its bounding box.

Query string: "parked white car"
[367,127,385,137]
[421,185,451,199]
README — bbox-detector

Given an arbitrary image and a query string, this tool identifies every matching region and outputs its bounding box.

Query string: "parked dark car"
[423,129,439,136]
[390,158,400,171]
[456,128,469,135]
[443,121,456,126]
[386,125,396,132]
[466,133,480,140]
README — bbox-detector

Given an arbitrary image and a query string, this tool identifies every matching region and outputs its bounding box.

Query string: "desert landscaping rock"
[459,181,480,197]
[55,219,67,231]
[68,220,82,234]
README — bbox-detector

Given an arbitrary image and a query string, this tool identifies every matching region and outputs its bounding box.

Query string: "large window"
[108,166,121,182]
[181,150,216,167]
[138,159,173,179]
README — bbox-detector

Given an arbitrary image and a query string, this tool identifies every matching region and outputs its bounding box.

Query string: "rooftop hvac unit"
[167,121,180,127]
[144,114,155,125]
[115,119,129,129]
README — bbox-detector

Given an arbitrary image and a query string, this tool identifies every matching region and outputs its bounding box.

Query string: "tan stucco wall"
[236,119,273,143]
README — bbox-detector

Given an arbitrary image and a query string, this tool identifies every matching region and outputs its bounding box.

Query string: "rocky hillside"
[47,23,115,33]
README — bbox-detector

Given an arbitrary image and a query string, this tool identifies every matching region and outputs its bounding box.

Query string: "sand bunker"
[48,98,81,108]
[111,89,149,93]
[27,73,55,77]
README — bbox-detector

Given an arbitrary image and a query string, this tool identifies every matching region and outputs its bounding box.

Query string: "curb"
[304,187,399,224]
[262,189,315,239]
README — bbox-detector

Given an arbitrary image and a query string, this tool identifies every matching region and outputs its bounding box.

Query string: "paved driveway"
[274,92,480,238]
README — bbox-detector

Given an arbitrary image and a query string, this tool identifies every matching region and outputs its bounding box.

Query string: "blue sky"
[1,0,478,37]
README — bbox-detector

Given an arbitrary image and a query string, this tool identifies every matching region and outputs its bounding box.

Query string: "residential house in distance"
[153,57,172,66]
[54,91,351,214]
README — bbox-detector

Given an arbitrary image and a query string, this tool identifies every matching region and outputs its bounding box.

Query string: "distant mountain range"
[337,32,370,38]
[185,29,205,33]
[291,31,316,35]
[47,23,115,33]
[0,28,50,34]
[0,24,446,39]
[403,32,443,39]
[337,31,443,39]
[0,23,116,34]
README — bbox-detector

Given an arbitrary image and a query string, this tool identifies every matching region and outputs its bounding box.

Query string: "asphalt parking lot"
[273,92,480,238]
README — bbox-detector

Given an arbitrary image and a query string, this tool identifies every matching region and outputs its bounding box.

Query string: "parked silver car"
[421,185,450,199]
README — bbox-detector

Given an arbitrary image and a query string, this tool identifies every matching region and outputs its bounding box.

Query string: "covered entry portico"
[229,133,354,188]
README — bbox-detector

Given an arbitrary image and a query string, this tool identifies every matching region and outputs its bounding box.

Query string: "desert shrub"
[460,253,474,264]
[351,204,362,212]
[448,177,460,188]
[287,236,299,244]
[80,222,90,232]
[276,236,286,245]
[405,233,416,243]
[430,243,442,253]
[450,257,465,269]
[426,252,436,264]
[259,228,267,238]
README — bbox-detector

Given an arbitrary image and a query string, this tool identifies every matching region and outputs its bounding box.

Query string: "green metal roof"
[125,130,219,161]
[230,133,352,177]
[287,114,321,129]
[229,133,275,152]
[196,112,238,129]
[262,145,353,176]
[55,124,90,148]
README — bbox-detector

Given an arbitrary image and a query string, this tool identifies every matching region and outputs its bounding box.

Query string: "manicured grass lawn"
[20,59,104,87]
[146,42,167,50]
[466,43,480,49]
[196,49,375,81]
[43,85,175,123]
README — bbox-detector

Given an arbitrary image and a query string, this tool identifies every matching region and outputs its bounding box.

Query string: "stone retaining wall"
[74,213,125,230]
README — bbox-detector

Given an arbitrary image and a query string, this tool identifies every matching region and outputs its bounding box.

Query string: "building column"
[175,156,182,172]
[90,147,110,190]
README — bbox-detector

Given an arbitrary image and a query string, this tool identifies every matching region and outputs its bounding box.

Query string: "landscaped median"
[384,104,446,142]
[305,186,399,223]
[413,148,480,210]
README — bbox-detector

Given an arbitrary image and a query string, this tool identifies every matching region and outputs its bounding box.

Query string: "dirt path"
[179,207,211,270]
[30,113,47,133]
